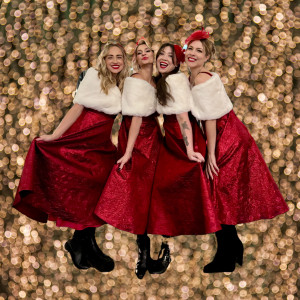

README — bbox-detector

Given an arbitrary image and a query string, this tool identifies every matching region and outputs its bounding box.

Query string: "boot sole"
[148,258,171,274]
[86,259,115,273]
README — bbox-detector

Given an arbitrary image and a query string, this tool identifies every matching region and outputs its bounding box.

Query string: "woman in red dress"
[148,43,221,237]
[13,42,128,272]
[185,30,289,273]
[95,40,164,279]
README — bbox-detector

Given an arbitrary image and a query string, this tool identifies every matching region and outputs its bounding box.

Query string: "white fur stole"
[121,77,157,117]
[73,67,121,115]
[191,73,233,120]
[156,73,192,115]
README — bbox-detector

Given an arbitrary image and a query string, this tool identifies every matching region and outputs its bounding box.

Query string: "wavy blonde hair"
[96,42,128,94]
[132,39,153,72]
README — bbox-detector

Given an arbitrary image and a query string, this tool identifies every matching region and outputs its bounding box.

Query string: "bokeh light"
[0,0,299,299]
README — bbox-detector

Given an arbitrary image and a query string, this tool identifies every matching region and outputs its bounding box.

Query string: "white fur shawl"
[156,73,192,115]
[191,73,233,120]
[121,77,156,117]
[73,67,121,114]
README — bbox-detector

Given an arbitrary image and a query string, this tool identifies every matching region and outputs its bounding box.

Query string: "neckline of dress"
[128,76,156,89]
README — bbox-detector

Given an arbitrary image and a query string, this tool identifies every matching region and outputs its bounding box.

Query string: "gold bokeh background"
[0,0,299,299]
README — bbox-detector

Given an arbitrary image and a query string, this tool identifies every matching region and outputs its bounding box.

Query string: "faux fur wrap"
[191,72,233,120]
[121,77,157,117]
[156,73,192,115]
[73,67,121,114]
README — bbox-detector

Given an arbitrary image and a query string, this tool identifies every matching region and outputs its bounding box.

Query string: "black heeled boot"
[203,225,244,273]
[135,234,150,279]
[148,241,171,275]
[65,229,91,270]
[65,227,114,272]
[84,227,115,272]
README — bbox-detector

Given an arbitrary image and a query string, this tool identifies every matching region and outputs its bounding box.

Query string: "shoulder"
[194,72,212,85]
[167,72,188,80]
[82,67,98,80]
[86,67,98,74]
[166,72,189,85]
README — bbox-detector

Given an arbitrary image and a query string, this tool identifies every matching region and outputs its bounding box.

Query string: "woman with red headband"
[185,29,289,273]
[95,39,170,279]
[148,43,220,238]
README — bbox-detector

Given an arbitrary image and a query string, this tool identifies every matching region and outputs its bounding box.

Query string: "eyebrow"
[107,54,123,57]
[189,46,204,51]
[138,47,150,51]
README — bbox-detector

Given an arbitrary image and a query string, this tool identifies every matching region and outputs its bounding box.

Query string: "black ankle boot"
[203,225,244,273]
[65,228,114,272]
[148,242,171,275]
[65,229,91,270]
[85,234,115,272]
[135,234,150,279]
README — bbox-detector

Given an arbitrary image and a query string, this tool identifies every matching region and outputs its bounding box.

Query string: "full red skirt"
[94,115,162,235]
[13,108,117,229]
[148,115,222,236]
[209,110,288,224]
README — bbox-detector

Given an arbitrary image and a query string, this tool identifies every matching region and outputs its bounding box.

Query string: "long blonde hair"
[96,42,129,94]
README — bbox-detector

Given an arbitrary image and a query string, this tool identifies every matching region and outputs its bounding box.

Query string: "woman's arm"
[117,116,143,170]
[205,119,219,179]
[37,104,84,141]
[176,112,204,163]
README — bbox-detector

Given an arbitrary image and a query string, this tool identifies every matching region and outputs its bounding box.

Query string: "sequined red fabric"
[13,108,117,229]
[148,115,222,236]
[207,110,289,224]
[94,115,162,235]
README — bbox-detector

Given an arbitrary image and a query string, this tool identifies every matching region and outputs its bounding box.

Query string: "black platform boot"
[148,241,171,275]
[203,225,244,273]
[65,229,91,270]
[135,234,150,279]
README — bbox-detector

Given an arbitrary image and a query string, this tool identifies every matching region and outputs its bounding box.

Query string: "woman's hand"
[117,152,132,170]
[187,150,205,163]
[205,153,219,180]
[37,134,59,142]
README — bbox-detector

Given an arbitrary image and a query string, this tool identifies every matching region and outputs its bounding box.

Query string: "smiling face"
[156,46,177,74]
[105,46,125,75]
[185,40,209,69]
[135,43,154,68]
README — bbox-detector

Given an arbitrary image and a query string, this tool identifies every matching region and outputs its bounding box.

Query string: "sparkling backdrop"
[0,0,299,299]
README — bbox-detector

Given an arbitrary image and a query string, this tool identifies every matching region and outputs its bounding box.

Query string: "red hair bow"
[185,28,210,45]
[173,45,185,64]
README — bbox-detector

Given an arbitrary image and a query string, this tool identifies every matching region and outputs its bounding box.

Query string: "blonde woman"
[13,42,128,272]
[185,30,288,272]
[95,39,170,279]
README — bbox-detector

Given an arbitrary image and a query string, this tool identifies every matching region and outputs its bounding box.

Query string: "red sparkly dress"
[147,73,221,236]
[190,72,289,225]
[13,67,122,229]
[94,77,162,235]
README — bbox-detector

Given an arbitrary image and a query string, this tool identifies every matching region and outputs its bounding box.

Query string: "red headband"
[185,29,210,45]
[173,45,185,64]
[136,37,146,46]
